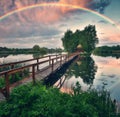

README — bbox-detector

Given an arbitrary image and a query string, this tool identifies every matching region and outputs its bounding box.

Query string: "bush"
[0,82,117,117]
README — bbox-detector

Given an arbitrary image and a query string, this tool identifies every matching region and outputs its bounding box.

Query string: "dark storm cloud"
[88,0,112,14]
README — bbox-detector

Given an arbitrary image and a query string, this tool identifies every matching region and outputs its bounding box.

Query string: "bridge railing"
[0,53,77,98]
[0,54,64,71]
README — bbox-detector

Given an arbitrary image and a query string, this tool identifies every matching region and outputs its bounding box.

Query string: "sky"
[0,0,120,48]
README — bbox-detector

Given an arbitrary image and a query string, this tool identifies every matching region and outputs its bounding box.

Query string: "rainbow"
[0,3,119,30]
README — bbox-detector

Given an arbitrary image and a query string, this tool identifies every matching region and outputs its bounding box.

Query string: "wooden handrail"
[0,54,67,76]
[0,54,63,68]
[0,53,79,98]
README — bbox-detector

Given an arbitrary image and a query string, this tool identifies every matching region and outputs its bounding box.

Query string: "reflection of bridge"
[0,53,79,99]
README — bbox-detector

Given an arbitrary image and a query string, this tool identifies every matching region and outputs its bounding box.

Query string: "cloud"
[115,21,120,26]
[0,0,112,17]
[0,0,113,48]
[98,34,120,46]
[99,32,105,35]
[89,0,112,14]
[0,0,112,27]
[0,18,63,48]
[98,20,108,24]
[0,22,62,38]
[0,35,62,48]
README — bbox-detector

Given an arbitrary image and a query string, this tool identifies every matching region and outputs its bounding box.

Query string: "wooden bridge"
[0,53,79,99]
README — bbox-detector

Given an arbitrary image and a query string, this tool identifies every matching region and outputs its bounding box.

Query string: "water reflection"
[0,54,9,58]
[54,55,98,94]
[32,53,45,59]
[0,54,33,64]
[64,56,97,85]
[44,57,76,87]
[94,52,120,59]
[0,54,120,101]
[92,55,120,101]
[54,55,120,101]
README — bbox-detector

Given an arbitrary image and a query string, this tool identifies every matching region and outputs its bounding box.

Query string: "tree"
[32,45,40,52]
[61,25,99,54]
[61,30,74,53]
[80,25,99,54]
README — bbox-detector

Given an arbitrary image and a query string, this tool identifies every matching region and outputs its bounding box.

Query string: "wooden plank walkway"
[0,53,79,100]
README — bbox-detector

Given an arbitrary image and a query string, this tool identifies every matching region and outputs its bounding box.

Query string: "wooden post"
[60,55,62,66]
[11,64,14,69]
[5,73,10,99]
[64,55,66,62]
[56,54,57,62]
[67,54,69,61]
[64,55,65,62]
[32,65,35,84]
[11,64,15,79]
[65,55,67,62]
[49,56,51,65]
[51,59,54,72]
[37,59,39,71]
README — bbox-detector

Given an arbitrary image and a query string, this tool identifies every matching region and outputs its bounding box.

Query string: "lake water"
[54,55,120,101]
[0,54,120,101]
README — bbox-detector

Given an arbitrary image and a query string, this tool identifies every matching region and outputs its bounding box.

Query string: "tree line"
[0,45,63,55]
[94,45,120,58]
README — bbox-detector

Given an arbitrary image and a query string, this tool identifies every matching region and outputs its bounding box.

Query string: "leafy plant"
[0,63,29,88]
[0,82,117,117]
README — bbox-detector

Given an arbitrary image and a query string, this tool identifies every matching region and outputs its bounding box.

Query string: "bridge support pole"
[60,56,62,66]
[32,65,36,84]
[51,59,54,72]
[67,55,69,61]
[37,59,39,71]
[11,64,15,80]
[56,54,58,62]
[65,55,67,62]
[49,56,51,65]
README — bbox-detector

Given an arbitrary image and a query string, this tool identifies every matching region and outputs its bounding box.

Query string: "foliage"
[61,25,99,54]
[94,45,120,59]
[0,82,117,117]
[61,30,78,53]
[32,45,41,52]
[0,46,63,55]
[0,63,29,88]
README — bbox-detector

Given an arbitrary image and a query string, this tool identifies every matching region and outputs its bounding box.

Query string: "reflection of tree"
[66,56,97,85]
[32,53,44,59]
[0,54,9,58]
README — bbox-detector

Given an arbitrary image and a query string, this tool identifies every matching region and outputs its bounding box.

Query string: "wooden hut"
[76,44,84,52]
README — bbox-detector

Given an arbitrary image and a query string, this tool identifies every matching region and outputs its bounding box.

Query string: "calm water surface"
[54,55,120,101]
[0,54,120,101]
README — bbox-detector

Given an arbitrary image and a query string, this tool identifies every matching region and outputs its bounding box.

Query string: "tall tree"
[61,30,74,53]
[80,25,99,54]
[32,45,40,52]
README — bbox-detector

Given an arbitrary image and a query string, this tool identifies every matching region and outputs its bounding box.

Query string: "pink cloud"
[0,0,93,24]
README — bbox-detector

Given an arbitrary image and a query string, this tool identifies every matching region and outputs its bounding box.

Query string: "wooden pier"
[0,53,79,99]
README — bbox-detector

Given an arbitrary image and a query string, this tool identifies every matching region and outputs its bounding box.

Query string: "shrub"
[0,82,117,117]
